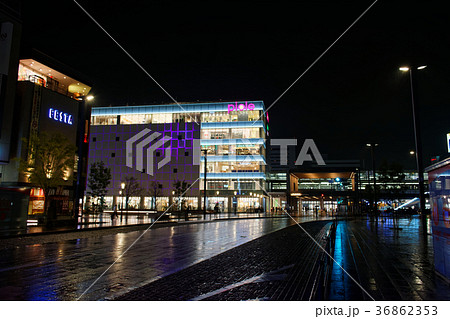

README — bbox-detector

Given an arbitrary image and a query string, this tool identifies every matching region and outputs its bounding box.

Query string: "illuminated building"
[88,101,268,213]
[0,49,93,227]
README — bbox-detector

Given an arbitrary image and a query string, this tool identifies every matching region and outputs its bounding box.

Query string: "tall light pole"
[366,143,378,216]
[120,182,125,222]
[202,149,208,216]
[74,95,94,221]
[399,65,427,225]
[233,191,237,215]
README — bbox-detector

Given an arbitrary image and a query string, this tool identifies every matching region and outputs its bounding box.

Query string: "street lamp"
[366,143,378,216]
[201,149,208,216]
[172,190,177,211]
[121,182,125,222]
[399,65,427,225]
[119,190,122,213]
[74,94,95,221]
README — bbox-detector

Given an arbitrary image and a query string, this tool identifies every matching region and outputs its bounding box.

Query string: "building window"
[120,114,152,125]
[156,152,160,157]
[92,137,96,142]
[207,181,229,190]
[185,151,189,156]
[116,136,120,141]
[173,168,177,173]
[152,113,172,123]
[111,153,115,157]
[91,115,117,125]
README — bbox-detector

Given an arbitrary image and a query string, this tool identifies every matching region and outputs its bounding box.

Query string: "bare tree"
[122,176,143,211]
[148,181,162,211]
[173,180,190,211]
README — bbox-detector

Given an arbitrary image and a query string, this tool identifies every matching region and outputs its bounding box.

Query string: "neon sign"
[48,108,73,125]
[227,101,255,114]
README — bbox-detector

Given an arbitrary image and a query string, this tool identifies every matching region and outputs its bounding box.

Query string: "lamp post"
[366,143,378,217]
[74,95,94,222]
[399,65,427,227]
[202,149,208,217]
[120,182,125,222]
[233,191,237,215]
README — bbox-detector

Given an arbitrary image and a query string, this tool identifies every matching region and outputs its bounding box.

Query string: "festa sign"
[48,108,73,125]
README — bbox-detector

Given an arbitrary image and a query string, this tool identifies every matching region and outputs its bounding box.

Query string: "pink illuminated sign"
[227,101,255,114]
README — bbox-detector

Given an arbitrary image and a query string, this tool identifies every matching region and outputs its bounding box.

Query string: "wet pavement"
[116,220,332,301]
[0,217,320,301]
[117,217,450,301]
[1,215,448,301]
[329,217,450,300]
[23,212,288,235]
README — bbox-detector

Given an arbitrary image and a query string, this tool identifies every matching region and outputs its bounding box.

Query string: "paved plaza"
[0,216,448,301]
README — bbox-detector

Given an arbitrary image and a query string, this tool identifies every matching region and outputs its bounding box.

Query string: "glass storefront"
[301,200,337,214]
[127,197,141,209]
[157,197,169,211]
[183,197,198,210]
[238,197,260,212]
[144,197,156,210]
[202,197,228,212]
[103,196,114,209]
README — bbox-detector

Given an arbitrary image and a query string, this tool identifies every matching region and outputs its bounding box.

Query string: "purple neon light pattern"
[87,122,200,196]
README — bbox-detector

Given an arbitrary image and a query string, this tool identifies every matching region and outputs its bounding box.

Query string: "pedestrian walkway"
[19,212,292,236]
[329,217,450,301]
[116,220,333,301]
[0,217,304,300]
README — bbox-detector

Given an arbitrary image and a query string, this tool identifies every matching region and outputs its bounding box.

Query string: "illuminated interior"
[201,127,261,139]
[202,144,262,156]
[17,59,91,99]
[204,161,262,173]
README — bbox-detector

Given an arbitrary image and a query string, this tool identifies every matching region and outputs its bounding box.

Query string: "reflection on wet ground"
[329,217,450,300]
[0,217,320,301]
[25,212,290,234]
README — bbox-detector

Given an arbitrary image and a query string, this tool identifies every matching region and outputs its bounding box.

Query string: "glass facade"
[201,127,261,139]
[89,101,268,212]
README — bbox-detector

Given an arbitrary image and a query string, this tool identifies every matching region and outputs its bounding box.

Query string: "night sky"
[19,0,450,170]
